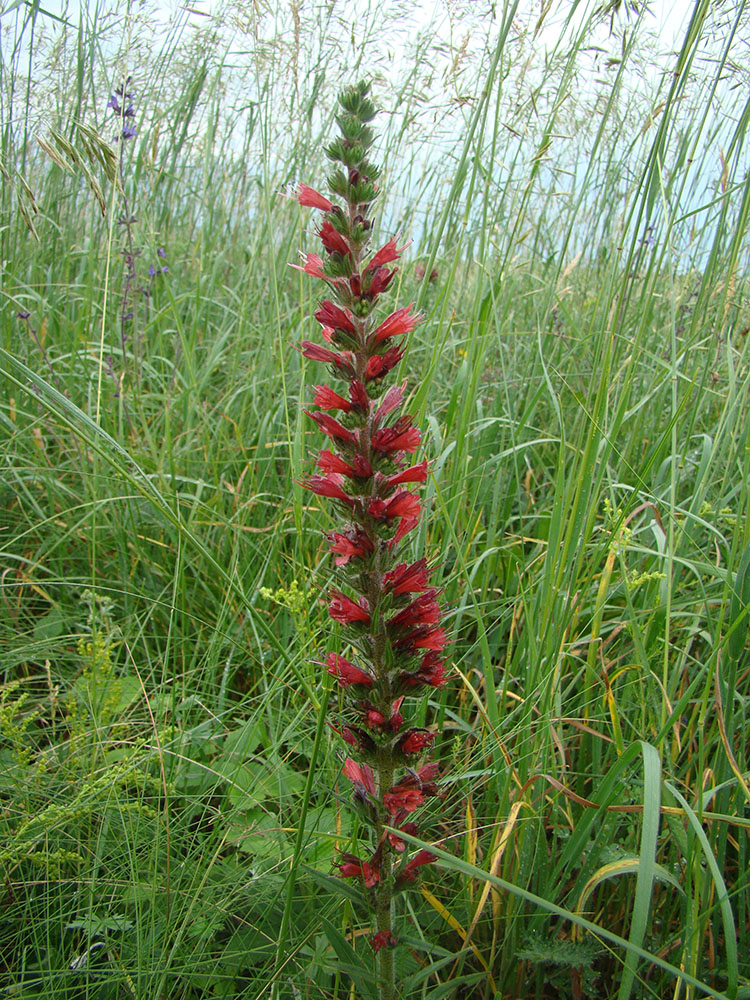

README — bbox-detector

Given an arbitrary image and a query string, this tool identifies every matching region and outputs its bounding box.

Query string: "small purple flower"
[121,122,137,141]
[161,265,168,274]
[157,247,166,259]
[148,265,156,277]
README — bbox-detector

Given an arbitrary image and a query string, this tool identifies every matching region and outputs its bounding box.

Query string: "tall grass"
[1,1,749,997]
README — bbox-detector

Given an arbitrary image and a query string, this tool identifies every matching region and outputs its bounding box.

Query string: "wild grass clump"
[1,2,749,998]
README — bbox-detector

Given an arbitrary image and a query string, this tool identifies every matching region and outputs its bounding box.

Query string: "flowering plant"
[294,81,448,997]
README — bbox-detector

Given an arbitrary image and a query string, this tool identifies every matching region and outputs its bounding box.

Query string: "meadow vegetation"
[1,1,749,997]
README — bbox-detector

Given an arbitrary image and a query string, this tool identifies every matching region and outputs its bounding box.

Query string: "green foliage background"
[1,1,749,997]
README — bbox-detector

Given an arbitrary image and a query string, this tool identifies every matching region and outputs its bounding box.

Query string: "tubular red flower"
[372,416,421,455]
[396,849,437,884]
[396,729,435,755]
[386,461,429,486]
[326,652,373,688]
[329,591,370,625]
[396,625,448,652]
[384,785,424,816]
[389,589,442,629]
[343,757,376,796]
[399,651,447,688]
[319,219,351,257]
[388,821,419,853]
[370,930,398,952]
[373,382,406,426]
[388,515,420,548]
[337,852,380,887]
[365,343,406,381]
[315,300,356,334]
[298,184,332,211]
[326,528,374,565]
[383,559,432,595]
[349,380,369,411]
[313,385,351,411]
[303,473,355,507]
[368,266,396,296]
[367,235,410,270]
[299,340,353,376]
[305,410,357,445]
[370,304,420,346]
[290,252,327,279]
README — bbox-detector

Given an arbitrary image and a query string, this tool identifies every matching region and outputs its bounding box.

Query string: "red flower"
[389,589,442,629]
[329,591,370,625]
[388,821,419,852]
[370,304,420,346]
[373,382,405,426]
[372,416,421,455]
[343,757,376,796]
[386,461,429,486]
[305,410,357,445]
[349,380,369,411]
[299,340,353,377]
[389,515,420,548]
[368,266,396,296]
[383,559,431,595]
[396,849,437,884]
[327,528,374,565]
[326,652,373,688]
[337,852,380,887]
[315,300,356,334]
[370,930,398,952]
[365,343,406,381]
[290,252,327,279]
[313,385,351,411]
[384,785,424,816]
[399,651,447,688]
[318,220,351,257]
[298,184,332,211]
[397,729,435,755]
[303,473,355,507]
[367,235,410,270]
[395,625,448,652]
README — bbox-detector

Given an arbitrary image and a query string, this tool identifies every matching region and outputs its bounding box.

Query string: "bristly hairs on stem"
[293,80,449,998]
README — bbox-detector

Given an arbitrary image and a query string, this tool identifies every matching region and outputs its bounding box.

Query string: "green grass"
[1,1,749,998]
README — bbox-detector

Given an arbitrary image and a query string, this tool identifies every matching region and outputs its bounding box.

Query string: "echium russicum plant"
[294,81,448,998]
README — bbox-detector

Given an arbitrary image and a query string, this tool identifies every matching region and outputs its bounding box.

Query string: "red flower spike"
[313,385,351,412]
[326,652,373,688]
[383,559,431,595]
[371,304,420,346]
[329,591,370,625]
[367,235,410,270]
[372,416,421,455]
[298,184,333,211]
[315,300,356,334]
[319,219,351,257]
